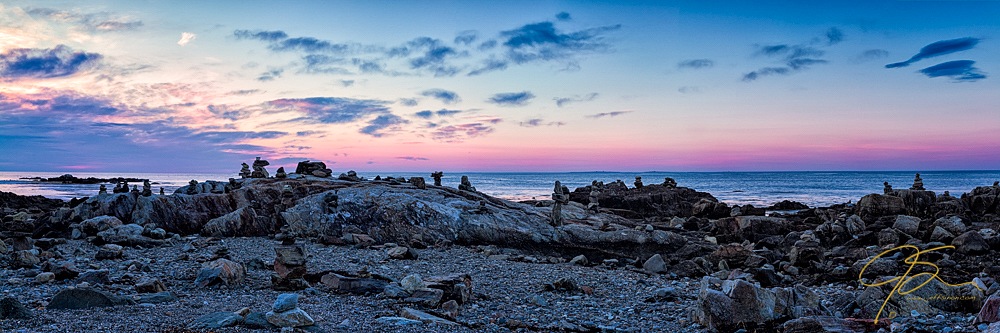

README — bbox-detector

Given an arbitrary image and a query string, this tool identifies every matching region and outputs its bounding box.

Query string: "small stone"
[244,312,275,329]
[382,283,410,298]
[533,294,549,307]
[273,293,299,313]
[235,307,251,317]
[441,300,460,319]
[387,246,418,260]
[76,270,111,285]
[34,272,55,283]
[95,244,124,259]
[400,274,426,293]
[643,254,667,274]
[570,255,589,266]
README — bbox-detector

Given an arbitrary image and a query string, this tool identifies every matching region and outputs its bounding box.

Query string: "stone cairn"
[275,167,287,179]
[910,173,925,190]
[431,171,444,186]
[239,162,251,178]
[98,184,107,195]
[338,170,361,181]
[634,176,644,189]
[186,180,198,195]
[663,177,677,188]
[296,161,332,177]
[883,181,893,195]
[551,181,568,226]
[588,181,601,213]
[458,175,476,192]
[159,188,164,195]
[130,185,139,194]
[141,180,152,197]
[272,243,309,291]
[410,177,427,189]
[250,157,270,178]
[113,181,129,193]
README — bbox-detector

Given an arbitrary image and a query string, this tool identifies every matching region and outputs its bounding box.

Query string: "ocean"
[1,170,998,208]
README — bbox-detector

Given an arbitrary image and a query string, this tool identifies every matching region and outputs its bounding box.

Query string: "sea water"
[2,171,998,208]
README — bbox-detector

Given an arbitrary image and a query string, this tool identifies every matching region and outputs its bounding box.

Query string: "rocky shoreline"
[2,164,1000,332]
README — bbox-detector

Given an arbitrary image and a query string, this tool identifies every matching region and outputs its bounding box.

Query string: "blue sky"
[1,1,998,172]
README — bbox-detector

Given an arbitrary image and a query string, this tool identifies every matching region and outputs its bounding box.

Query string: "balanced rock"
[272,245,308,291]
[265,293,315,328]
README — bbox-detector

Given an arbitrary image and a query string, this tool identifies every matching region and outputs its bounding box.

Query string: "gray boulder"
[48,288,132,309]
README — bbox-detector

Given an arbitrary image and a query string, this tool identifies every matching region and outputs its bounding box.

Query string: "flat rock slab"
[187,311,243,330]
[47,288,130,310]
[400,307,457,326]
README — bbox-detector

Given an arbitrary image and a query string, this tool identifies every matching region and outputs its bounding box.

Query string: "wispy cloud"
[0,45,102,79]
[396,156,429,161]
[825,27,844,45]
[469,21,621,75]
[742,28,840,82]
[886,37,980,68]
[177,32,196,46]
[519,118,566,127]
[267,97,390,124]
[677,59,714,69]
[432,122,496,142]
[488,91,535,106]
[26,8,143,33]
[454,30,478,45]
[854,49,889,63]
[420,88,461,104]
[554,92,598,107]
[360,114,408,137]
[257,68,283,81]
[415,109,463,119]
[919,60,987,82]
[556,12,572,21]
[587,110,633,118]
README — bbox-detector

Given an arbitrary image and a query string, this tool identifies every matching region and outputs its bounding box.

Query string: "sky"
[1,1,998,173]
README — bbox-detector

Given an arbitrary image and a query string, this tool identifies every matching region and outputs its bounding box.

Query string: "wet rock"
[79,215,123,235]
[767,200,809,211]
[137,291,178,304]
[930,226,955,243]
[954,231,990,255]
[76,270,111,285]
[272,245,308,291]
[244,312,276,329]
[933,215,967,236]
[399,307,458,326]
[95,244,124,259]
[97,224,160,246]
[978,292,1000,324]
[265,293,314,328]
[12,249,40,268]
[856,194,906,219]
[320,273,387,294]
[386,246,418,260]
[195,258,245,288]
[188,311,243,330]
[643,254,667,274]
[0,297,32,319]
[893,215,921,237]
[400,274,426,293]
[693,277,827,332]
[48,287,131,309]
[403,288,444,307]
[34,272,55,283]
[135,278,166,293]
[782,316,868,333]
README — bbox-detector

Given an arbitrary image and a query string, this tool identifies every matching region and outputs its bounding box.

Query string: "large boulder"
[693,277,828,332]
[963,185,1000,220]
[567,183,723,218]
[856,194,905,219]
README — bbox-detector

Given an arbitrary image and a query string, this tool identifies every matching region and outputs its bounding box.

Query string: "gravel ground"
[1,237,707,333]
